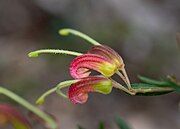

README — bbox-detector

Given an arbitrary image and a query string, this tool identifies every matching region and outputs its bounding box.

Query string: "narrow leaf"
[115,116,131,129]
[77,125,85,129]
[132,83,174,96]
[138,75,170,86]
[138,75,180,92]
[98,121,105,129]
[166,76,180,92]
[176,32,180,48]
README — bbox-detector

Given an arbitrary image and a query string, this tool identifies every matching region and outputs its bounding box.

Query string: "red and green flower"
[0,104,31,129]
[68,76,112,104]
[29,28,133,105]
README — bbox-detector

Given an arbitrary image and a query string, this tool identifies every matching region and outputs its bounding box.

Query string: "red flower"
[68,76,112,104]
[0,104,31,129]
[30,28,133,106]
[70,45,124,79]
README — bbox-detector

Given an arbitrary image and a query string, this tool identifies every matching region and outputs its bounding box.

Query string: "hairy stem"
[59,28,101,46]
[28,49,83,57]
[0,86,57,129]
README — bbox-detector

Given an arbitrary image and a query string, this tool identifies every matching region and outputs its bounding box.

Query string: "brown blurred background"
[0,0,180,129]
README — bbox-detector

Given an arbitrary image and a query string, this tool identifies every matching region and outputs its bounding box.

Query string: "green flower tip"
[59,29,70,36]
[28,52,38,58]
[36,98,44,105]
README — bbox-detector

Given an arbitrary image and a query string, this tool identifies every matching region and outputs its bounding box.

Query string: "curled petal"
[88,45,131,88]
[88,45,124,69]
[68,76,112,104]
[0,104,31,129]
[70,54,117,79]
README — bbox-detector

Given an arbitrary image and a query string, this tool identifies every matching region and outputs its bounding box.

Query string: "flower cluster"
[29,28,135,105]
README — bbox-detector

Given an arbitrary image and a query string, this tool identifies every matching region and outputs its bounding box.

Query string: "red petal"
[0,104,31,129]
[68,76,111,104]
[88,45,124,68]
[70,54,112,79]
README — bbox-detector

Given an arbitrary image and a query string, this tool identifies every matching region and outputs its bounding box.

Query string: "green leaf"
[98,121,105,129]
[138,75,170,86]
[77,125,85,129]
[166,76,180,92]
[115,116,131,129]
[138,75,180,92]
[131,83,174,96]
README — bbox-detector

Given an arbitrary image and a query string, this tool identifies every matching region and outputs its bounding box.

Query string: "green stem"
[0,86,57,129]
[28,49,83,57]
[59,28,101,46]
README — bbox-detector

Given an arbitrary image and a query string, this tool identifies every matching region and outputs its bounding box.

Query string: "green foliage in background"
[77,116,131,129]
[132,75,180,95]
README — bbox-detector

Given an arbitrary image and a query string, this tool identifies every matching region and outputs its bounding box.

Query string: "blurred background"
[0,0,180,129]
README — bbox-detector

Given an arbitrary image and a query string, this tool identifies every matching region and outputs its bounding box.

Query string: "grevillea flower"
[70,45,124,78]
[30,28,134,106]
[0,104,31,129]
[68,76,112,104]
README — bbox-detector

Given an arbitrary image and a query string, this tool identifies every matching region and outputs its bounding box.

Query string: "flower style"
[0,104,31,129]
[68,76,112,104]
